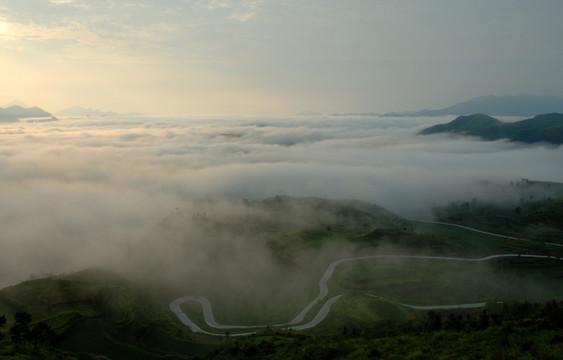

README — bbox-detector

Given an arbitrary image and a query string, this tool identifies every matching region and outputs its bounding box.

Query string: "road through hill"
[170,253,561,336]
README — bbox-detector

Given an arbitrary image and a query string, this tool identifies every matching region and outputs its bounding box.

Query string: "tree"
[427,311,442,331]
[10,311,32,352]
[444,313,463,331]
[14,311,31,325]
[0,314,6,341]
[479,310,490,329]
[30,321,53,352]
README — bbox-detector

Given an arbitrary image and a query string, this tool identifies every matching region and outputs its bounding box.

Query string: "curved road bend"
[409,219,525,240]
[412,219,563,248]
[170,253,561,336]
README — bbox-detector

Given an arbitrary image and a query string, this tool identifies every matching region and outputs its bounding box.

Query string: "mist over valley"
[2,0,563,356]
[0,111,561,286]
[0,106,561,358]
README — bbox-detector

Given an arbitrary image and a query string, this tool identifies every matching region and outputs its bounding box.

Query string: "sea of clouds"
[0,114,561,289]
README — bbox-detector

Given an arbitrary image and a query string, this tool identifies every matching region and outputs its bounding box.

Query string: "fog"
[0,114,562,301]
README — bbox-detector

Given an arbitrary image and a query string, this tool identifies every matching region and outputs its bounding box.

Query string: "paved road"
[170,253,561,336]
[410,219,525,240]
[412,219,563,248]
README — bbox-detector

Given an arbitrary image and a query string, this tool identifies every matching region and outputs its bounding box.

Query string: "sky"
[1,0,562,115]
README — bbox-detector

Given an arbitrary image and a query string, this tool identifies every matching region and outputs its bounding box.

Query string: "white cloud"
[0,113,561,301]
[197,0,231,10]
[198,0,264,22]
[229,11,257,22]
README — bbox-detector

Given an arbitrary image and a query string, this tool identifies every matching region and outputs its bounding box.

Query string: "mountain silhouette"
[419,113,563,144]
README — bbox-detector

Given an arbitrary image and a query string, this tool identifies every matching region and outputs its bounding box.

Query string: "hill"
[1,196,562,358]
[0,105,53,122]
[419,113,563,144]
[3,100,29,108]
[0,268,217,359]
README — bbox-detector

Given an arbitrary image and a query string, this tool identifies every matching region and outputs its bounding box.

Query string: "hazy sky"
[1,0,562,115]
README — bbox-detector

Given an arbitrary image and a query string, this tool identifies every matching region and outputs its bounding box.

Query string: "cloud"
[49,0,76,4]
[229,11,257,22]
[0,114,561,292]
[198,0,264,22]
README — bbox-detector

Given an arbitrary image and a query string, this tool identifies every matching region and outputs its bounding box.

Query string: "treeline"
[433,196,563,231]
[208,300,563,360]
[0,311,57,358]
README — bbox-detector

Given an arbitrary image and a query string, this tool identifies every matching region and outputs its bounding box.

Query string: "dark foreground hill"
[0,268,217,359]
[419,113,563,144]
[2,268,562,360]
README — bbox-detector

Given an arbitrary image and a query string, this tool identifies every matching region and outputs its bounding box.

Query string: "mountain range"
[419,113,563,144]
[0,102,140,121]
[55,105,142,117]
[333,94,563,117]
[55,105,118,117]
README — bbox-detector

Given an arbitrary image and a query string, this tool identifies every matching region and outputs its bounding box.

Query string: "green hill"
[1,196,562,358]
[0,268,218,359]
[419,113,563,144]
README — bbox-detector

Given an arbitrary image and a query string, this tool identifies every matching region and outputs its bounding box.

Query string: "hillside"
[1,196,562,358]
[419,113,563,144]
[0,105,53,122]
[0,268,217,359]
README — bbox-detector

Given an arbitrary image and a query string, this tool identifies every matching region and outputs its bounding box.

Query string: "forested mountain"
[419,113,563,144]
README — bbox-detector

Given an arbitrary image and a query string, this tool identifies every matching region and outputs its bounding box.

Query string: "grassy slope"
[432,194,563,245]
[1,195,562,358]
[0,268,218,359]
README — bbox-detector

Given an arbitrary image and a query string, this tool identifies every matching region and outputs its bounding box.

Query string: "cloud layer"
[0,114,561,291]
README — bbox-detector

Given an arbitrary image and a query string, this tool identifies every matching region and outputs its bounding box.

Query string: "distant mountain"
[419,113,563,144]
[296,110,322,116]
[0,105,53,122]
[3,99,29,108]
[56,105,141,117]
[55,105,119,117]
[332,94,563,117]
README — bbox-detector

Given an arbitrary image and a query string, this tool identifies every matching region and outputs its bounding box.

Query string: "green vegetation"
[332,257,563,305]
[419,113,563,144]
[1,195,562,358]
[0,268,219,359]
[432,192,563,244]
[209,300,563,360]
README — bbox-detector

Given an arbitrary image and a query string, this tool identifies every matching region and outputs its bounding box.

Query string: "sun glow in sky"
[1,0,562,115]
[0,18,10,38]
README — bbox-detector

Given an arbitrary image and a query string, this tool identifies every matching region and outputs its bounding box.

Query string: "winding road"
[410,219,526,241]
[171,219,562,336]
[170,253,561,336]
